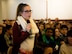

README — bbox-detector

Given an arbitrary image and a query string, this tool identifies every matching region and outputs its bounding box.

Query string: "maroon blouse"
[12,22,30,54]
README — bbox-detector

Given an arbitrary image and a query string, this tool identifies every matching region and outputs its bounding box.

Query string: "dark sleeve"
[60,37,64,41]
[13,22,30,45]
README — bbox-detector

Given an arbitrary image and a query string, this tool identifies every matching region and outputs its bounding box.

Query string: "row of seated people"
[0,24,13,54]
[0,19,72,54]
[33,21,72,54]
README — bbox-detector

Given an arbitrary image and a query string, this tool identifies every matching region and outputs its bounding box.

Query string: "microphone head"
[27,20,30,23]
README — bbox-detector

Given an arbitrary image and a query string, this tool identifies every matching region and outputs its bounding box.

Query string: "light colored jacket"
[59,43,72,54]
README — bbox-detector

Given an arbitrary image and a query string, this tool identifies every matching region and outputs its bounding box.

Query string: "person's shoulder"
[14,21,17,24]
[60,43,67,50]
[13,21,19,27]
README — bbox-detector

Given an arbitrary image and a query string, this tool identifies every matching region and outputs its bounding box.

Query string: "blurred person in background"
[53,28,64,54]
[59,30,72,54]
[4,25,13,53]
[0,25,8,54]
[60,25,68,41]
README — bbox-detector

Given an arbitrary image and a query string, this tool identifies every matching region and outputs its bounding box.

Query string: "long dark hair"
[16,3,29,20]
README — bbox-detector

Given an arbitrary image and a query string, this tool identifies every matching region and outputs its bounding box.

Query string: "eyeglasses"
[23,10,32,13]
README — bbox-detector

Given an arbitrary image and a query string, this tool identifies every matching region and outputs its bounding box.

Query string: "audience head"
[45,23,51,29]
[54,28,60,37]
[54,23,61,29]
[48,18,51,23]
[55,17,59,22]
[38,23,44,31]
[60,25,68,35]
[45,28,53,37]
[6,25,13,35]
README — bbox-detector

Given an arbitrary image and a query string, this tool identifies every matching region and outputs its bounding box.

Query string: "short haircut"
[45,28,53,32]
[6,25,12,30]
[60,25,68,30]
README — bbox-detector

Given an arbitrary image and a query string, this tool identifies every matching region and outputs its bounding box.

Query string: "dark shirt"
[55,37,63,46]
[0,34,8,52]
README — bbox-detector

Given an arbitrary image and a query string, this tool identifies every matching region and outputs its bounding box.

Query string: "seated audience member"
[42,28,55,48]
[4,25,13,52]
[34,28,55,54]
[54,17,59,25]
[53,28,64,54]
[33,23,45,54]
[59,30,72,54]
[36,23,45,44]
[35,23,45,45]
[44,18,52,24]
[60,25,68,41]
[38,23,45,36]
[47,18,52,24]
[54,23,61,30]
[0,25,8,54]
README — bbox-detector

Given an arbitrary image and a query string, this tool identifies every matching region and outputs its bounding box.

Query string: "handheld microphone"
[26,20,32,35]
[27,20,30,23]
